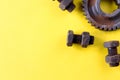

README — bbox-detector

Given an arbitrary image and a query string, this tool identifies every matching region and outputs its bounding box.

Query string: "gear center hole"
[100,0,117,14]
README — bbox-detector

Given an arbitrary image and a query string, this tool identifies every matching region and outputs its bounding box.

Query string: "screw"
[67,30,94,48]
[57,0,75,12]
[104,41,120,67]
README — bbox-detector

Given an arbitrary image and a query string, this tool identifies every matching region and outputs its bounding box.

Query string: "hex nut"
[106,54,120,63]
[81,32,90,48]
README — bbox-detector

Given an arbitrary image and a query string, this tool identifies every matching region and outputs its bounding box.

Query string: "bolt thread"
[73,35,81,44]
[108,47,118,56]
[89,36,94,45]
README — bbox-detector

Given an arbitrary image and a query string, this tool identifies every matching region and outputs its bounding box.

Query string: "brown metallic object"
[104,41,120,67]
[67,30,94,48]
[82,0,120,31]
[57,0,75,12]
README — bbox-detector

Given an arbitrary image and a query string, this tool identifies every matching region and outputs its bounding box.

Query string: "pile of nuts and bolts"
[56,0,120,67]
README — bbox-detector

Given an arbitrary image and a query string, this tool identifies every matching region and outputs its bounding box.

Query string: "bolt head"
[67,30,74,46]
[104,41,119,48]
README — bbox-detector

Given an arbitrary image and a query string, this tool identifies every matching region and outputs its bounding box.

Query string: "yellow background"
[0,0,120,80]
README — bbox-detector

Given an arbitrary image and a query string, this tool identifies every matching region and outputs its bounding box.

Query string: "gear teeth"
[99,26,104,30]
[108,28,113,31]
[81,4,85,8]
[112,26,117,30]
[82,0,120,31]
[101,25,109,31]
[95,25,101,29]
[84,13,87,16]
[86,15,90,19]
[117,26,120,29]
[91,23,95,26]
[88,20,92,23]
[100,25,105,30]
[104,27,108,31]
[82,8,85,11]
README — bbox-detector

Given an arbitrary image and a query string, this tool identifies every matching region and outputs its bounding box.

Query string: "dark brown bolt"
[67,30,94,48]
[57,0,75,12]
[104,41,120,67]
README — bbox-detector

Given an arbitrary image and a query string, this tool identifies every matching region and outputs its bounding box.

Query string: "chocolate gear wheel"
[82,0,120,31]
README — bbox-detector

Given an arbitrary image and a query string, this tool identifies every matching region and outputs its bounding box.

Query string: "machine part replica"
[67,30,94,48]
[104,41,120,67]
[82,0,120,31]
[57,0,75,12]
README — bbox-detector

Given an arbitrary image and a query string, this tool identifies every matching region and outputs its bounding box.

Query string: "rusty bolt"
[57,0,75,12]
[67,30,94,48]
[104,41,120,67]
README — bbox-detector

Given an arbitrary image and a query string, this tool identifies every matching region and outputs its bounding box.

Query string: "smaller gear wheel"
[82,0,120,31]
